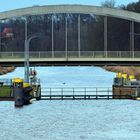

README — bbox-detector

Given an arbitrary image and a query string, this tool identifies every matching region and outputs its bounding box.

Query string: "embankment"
[0,66,15,75]
[103,66,140,79]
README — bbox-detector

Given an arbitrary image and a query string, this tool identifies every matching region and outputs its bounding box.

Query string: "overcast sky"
[0,0,139,12]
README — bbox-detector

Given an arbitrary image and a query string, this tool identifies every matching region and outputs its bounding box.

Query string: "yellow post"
[13,78,24,107]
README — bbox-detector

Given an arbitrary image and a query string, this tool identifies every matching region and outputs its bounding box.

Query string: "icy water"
[0,67,140,140]
[0,66,115,87]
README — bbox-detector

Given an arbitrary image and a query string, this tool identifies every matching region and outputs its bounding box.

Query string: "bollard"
[135,87,140,97]
[13,78,24,107]
[23,82,33,105]
[36,85,41,101]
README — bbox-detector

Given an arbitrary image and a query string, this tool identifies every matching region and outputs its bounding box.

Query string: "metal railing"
[40,87,133,100]
[0,51,140,59]
[0,79,12,86]
[41,87,112,96]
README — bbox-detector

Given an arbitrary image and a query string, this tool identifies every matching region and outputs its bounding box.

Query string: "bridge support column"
[0,21,1,52]
[78,14,81,57]
[52,15,54,58]
[130,21,135,58]
[65,14,68,58]
[104,16,108,57]
[24,18,29,83]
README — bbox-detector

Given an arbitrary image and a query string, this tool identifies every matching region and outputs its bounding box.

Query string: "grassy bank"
[0,66,15,97]
[0,66,15,75]
[104,66,140,79]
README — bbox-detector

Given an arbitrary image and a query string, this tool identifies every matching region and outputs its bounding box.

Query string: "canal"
[0,66,140,140]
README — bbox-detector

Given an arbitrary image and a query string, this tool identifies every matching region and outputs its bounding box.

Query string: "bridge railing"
[0,51,139,59]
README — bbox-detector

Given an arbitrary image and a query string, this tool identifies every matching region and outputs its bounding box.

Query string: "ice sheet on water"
[0,100,140,140]
[1,67,138,139]
[0,66,115,87]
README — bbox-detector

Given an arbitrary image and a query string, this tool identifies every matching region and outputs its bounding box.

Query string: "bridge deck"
[0,51,140,66]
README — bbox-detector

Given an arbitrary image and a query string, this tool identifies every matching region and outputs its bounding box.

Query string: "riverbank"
[104,66,140,79]
[0,66,15,75]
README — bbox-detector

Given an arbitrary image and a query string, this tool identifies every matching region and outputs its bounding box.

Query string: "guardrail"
[41,87,112,95]
[41,87,133,100]
[0,79,12,86]
[0,51,139,59]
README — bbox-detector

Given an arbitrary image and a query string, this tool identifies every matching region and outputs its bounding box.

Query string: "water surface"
[0,66,115,87]
[0,66,140,140]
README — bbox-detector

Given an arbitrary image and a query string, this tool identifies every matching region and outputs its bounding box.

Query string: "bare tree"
[101,0,115,8]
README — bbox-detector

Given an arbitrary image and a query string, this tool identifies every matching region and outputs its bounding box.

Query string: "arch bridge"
[0,5,140,66]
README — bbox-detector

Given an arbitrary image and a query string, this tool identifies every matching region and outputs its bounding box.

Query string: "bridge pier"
[130,21,135,58]
[0,21,1,52]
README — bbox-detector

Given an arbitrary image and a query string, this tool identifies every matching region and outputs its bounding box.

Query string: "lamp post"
[24,17,42,83]
[24,18,44,83]
[24,34,43,83]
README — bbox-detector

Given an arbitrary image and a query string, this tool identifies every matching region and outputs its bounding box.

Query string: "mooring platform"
[40,94,132,100]
[0,97,14,101]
